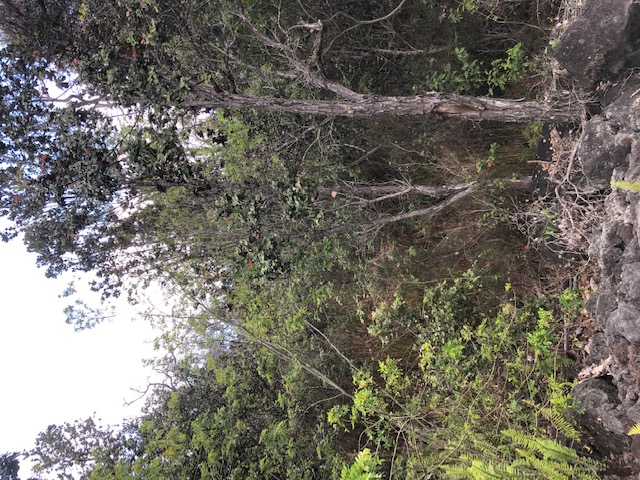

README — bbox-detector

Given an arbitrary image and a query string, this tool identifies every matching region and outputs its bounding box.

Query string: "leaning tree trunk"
[184,89,581,123]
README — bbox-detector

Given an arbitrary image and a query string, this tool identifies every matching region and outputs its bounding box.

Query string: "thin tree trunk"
[321,177,532,200]
[370,188,475,226]
[186,89,580,123]
[367,177,533,225]
[320,182,477,199]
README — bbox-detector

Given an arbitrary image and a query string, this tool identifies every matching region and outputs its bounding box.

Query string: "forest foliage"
[0,0,607,478]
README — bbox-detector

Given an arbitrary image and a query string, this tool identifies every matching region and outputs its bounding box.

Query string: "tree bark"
[367,177,534,226]
[321,177,533,200]
[185,89,580,123]
[320,182,476,199]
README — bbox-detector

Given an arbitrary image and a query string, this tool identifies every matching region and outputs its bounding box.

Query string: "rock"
[608,303,640,344]
[621,140,640,189]
[573,377,630,454]
[577,116,632,188]
[626,398,640,425]
[628,200,640,241]
[544,1,640,470]
[586,331,614,363]
[620,263,640,303]
[591,221,630,282]
[608,336,640,408]
[587,293,619,329]
[619,226,640,266]
[554,0,640,89]
[605,76,640,132]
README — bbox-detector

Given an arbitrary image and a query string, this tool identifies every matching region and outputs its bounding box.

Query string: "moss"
[611,180,640,193]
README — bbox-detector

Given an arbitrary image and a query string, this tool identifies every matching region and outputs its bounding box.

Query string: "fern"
[539,407,580,440]
[442,455,524,480]
[441,428,605,479]
[466,435,505,461]
[628,421,640,435]
[441,465,472,480]
[467,459,514,479]
[534,437,579,463]
[503,429,576,462]
[516,449,569,480]
[459,453,526,475]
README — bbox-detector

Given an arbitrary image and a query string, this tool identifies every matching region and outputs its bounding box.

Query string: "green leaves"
[527,308,554,358]
[0,2,600,479]
[340,449,383,480]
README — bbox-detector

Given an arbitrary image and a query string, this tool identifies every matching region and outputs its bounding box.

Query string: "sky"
[0,51,168,476]
[0,234,159,469]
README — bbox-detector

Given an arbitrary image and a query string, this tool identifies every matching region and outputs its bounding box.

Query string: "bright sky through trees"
[0,234,157,460]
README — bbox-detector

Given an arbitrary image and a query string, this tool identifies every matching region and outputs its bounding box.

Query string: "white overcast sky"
[0,234,159,462]
[0,75,160,467]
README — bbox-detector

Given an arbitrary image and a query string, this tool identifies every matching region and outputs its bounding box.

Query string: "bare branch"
[370,187,475,226]
[232,8,362,101]
[320,181,477,200]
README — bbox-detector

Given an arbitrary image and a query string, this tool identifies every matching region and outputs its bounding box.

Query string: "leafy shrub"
[328,271,602,478]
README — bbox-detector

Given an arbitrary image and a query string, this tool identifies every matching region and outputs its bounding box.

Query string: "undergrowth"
[327,270,605,479]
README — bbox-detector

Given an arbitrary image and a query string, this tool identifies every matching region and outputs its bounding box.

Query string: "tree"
[0,46,504,302]
[27,417,141,480]
[0,0,580,123]
[0,0,578,300]
[27,344,345,480]
[0,453,21,480]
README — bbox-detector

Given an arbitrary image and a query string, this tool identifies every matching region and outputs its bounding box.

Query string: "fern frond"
[459,453,500,467]
[467,437,503,461]
[503,429,577,463]
[440,464,471,480]
[502,429,535,448]
[520,451,570,480]
[539,407,580,440]
[443,455,528,479]
[533,436,579,462]
[467,459,514,480]
[628,421,640,435]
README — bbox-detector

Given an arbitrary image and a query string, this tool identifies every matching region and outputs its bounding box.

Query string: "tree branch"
[320,181,477,200]
[233,9,362,101]
[366,177,533,226]
[370,187,475,226]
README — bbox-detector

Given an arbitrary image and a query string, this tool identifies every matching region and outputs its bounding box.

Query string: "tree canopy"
[1,0,578,120]
[0,0,583,298]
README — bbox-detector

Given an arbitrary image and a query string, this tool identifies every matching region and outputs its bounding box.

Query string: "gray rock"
[586,331,612,364]
[573,377,630,454]
[627,201,640,244]
[577,116,632,188]
[625,397,640,425]
[554,0,640,89]
[602,74,640,110]
[607,336,640,410]
[593,221,630,282]
[605,76,640,131]
[620,263,640,303]
[539,2,640,469]
[609,303,640,344]
[587,293,619,329]
[619,228,640,266]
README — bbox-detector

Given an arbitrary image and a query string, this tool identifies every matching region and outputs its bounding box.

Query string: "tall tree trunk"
[185,89,580,123]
